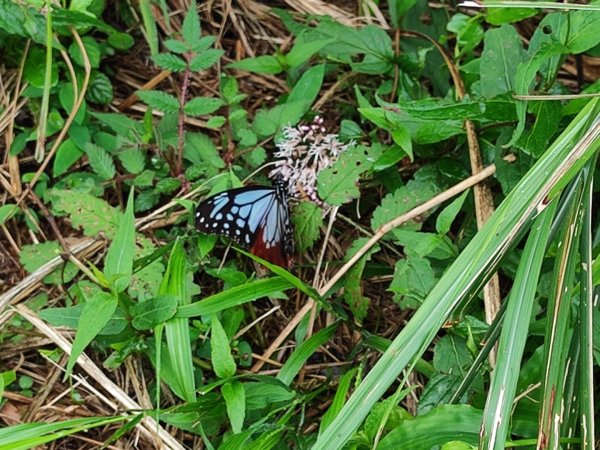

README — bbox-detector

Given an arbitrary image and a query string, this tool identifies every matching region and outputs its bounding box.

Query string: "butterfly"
[195,179,294,268]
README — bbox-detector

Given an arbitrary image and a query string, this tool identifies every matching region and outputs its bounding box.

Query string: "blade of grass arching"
[578,158,596,450]
[159,238,196,403]
[480,200,558,450]
[538,176,585,449]
[175,277,292,318]
[137,0,159,56]
[0,416,128,450]
[313,99,600,450]
[276,322,338,386]
[34,0,53,162]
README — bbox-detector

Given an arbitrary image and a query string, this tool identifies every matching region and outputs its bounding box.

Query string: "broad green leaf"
[0,0,46,44]
[389,0,418,27]
[69,36,101,68]
[87,71,113,105]
[20,241,79,285]
[244,381,295,410]
[53,140,84,177]
[222,381,245,434]
[389,256,437,309]
[286,39,333,68]
[59,82,86,124]
[371,179,440,231]
[118,148,146,174]
[447,13,484,57]
[136,90,180,113]
[287,63,325,109]
[184,96,224,116]
[107,31,134,50]
[0,204,19,226]
[292,201,323,252]
[317,144,381,206]
[480,24,526,98]
[252,101,306,137]
[131,294,178,330]
[377,405,482,450]
[84,143,116,180]
[89,112,144,137]
[66,291,118,377]
[211,315,236,379]
[184,132,225,170]
[152,53,187,72]
[485,7,537,25]
[104,189,136,293]
[40,303,127,335]
[50,189,120,239]
[129,235,165,300]
[563,10,600,53]
[436,190,469,235]
[227,55,284,75]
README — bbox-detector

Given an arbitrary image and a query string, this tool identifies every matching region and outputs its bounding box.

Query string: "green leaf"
[176,277,292,318]
[66,291,118,378]
[164,38,189,54]
[564,10,600,53]
[86,71,113,105]
[485,7,537,25]
[436,190,469,235]
[181,5,201,45]
[20,241,79,285]
[319,369,357,436]
[342,239,380,322]
[390,256,437,309]
[24,46,58,88]
[159,239,196,402]
[184,96,224,116]
[252,101,306,137]
[189,48,224,72]
[136,90,180,113]
[104,189,136,293]
[0,0,46,44]
[447,13,484,57]
[59,82,86,124]
[287,63,325,110]
[371,179,440,231]
[84,143,115,180]
[191,35,217,53]
[222,381,245,434]
[107,31,134,50]
[480,24,526,98]
[53,139,84,177]
[118,148,146,174]
[277,323,338,386]
[131,294,179,330]
[317,145,381,206]
[152,53,187,72]
[227,55,284,74]
[211,315,236,379]
[389,0,418,27]
[90,112,144,137]
[292,201,323,253]
[69,36,101,68]
[377,405,481,450]
[286,39,333,68]
[50,189,120,238]
[184,132,225,169]
[0,204,19,226]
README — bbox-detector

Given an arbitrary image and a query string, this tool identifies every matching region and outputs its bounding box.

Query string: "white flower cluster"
[269,116,352,206]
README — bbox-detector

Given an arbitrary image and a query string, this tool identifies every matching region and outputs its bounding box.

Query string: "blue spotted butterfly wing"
[195,182,293,268]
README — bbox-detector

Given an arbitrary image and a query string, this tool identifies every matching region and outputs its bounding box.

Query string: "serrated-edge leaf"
[183,96,224,116]
[136,90,180,113]
[84,143,116,180]
[152,53,187,72]
[0,204,19,226]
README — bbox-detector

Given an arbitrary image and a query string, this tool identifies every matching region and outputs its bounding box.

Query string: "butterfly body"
[195,180,293,268]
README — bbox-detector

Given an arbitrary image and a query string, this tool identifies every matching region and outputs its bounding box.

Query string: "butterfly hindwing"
[195,183,293,267]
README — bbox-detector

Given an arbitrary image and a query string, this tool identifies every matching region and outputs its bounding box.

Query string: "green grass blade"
[137,0,159,56]
[160,238,196,403]
[176,277,292,318]
[578,159,596,450]
[313,98,600,450]
[539,176,585,448]
[0,416,127,450]
[277,323,338,386]
[480,199,558,449]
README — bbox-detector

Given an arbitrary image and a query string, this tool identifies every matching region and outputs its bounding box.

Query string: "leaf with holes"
[20,241,79,285]
[317,145,381,206]
[292,201,323,252]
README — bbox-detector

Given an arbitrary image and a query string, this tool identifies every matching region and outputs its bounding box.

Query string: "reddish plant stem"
[176,64,191,176]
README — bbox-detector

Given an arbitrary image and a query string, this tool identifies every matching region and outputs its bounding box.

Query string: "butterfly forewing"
[195,184,293,267]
